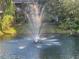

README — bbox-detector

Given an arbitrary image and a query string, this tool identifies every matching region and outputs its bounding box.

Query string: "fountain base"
[33,36,40,43]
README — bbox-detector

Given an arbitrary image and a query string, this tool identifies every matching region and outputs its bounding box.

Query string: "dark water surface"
[0,34,78,59]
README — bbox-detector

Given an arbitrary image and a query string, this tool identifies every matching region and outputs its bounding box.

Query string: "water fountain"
[25,0,45,42]
[0,0,76,59]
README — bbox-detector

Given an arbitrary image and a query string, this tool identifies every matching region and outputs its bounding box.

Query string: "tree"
[59,0,79,33]
[44,0,79,34]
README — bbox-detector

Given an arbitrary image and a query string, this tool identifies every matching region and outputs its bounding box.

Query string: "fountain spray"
[26,0,45,42]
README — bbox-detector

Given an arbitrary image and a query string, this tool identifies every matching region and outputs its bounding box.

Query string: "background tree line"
[0,0,79,39]
[41,0,79,34]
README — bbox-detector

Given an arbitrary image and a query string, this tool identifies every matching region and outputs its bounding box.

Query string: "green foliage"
[59,0,79,32]
[44,0,79,33]
[4,0,15,15]
[0,0,16,38]
[1,0,15,30]
[45,0,60,21]
[1,15,14,30]
[0,0,2,4]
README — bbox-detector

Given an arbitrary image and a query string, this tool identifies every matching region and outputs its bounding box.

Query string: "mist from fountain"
[26,1,45,42]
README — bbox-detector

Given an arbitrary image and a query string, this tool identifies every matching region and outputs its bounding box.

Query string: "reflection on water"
[40,45,61,59]
[0,35,77,59]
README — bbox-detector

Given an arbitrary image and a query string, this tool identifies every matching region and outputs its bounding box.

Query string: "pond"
[0,34,78,59]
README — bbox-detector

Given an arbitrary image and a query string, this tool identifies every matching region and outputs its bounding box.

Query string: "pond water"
[0,34,78,59]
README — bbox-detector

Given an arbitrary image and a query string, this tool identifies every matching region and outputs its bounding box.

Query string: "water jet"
[25,0,45,42]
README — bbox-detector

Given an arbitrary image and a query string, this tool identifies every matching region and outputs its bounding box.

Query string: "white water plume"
[26,1,45,42]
